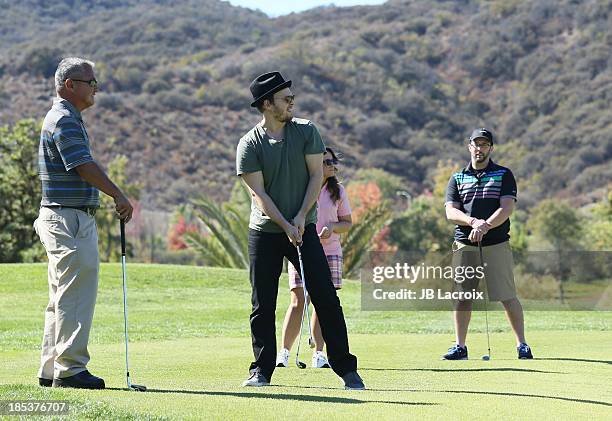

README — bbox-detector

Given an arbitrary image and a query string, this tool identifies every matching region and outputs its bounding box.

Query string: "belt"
[43,205,98,217]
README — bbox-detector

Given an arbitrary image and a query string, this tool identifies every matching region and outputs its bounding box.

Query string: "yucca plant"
[185,189,250,269]
[187,184,391,274]
[342,203,391,277]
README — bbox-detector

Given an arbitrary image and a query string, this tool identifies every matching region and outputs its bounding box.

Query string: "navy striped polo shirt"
[445,160,517,246]
[39,98,99,207]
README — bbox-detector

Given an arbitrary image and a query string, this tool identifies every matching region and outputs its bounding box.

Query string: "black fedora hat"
[249,71,292,107]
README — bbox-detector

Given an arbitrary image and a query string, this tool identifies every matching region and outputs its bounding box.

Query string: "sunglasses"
[274,94,295,103]
[323,159,338,166]
[72,78,98,88]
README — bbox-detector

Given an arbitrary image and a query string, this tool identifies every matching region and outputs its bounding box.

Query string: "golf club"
[295,244,314,369]
[478,241,492,361]
[120,219,147,391]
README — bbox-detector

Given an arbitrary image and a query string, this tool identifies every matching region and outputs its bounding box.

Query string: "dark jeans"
[247,223,357,381]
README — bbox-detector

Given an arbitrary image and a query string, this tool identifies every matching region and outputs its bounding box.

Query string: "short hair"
[256,94,275,113]
[54,57,95,92]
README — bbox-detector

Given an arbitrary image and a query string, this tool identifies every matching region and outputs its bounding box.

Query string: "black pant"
[247,223,357,381]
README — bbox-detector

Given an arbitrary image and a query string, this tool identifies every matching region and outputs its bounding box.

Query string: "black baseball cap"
[469,128,494,144]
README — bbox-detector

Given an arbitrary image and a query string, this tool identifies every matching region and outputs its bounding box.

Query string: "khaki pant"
[452,240,517,302]
[34,207,99,379]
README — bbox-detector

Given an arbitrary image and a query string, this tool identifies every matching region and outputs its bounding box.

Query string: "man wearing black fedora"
[236,71,364,389]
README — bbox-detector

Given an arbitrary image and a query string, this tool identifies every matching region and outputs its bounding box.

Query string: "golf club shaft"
[295,245,312,367]
[120,219,132,386]
[478,241,492,356]
[297,246,312,340]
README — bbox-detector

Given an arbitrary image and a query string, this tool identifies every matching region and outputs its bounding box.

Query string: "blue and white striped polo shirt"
[39,98,99,207]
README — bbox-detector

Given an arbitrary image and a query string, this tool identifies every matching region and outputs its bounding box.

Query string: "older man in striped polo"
[35,57,133,389]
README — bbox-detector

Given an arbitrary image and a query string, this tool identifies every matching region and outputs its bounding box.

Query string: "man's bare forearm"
[486,206,513,228]
[75,162,123,199]
[244,181,291,231]
[445,205,473,226]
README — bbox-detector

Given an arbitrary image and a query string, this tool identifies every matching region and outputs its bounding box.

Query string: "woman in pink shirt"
[276,147,353,369]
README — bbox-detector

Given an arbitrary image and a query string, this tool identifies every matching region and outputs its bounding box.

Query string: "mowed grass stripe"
[1,264,610,419]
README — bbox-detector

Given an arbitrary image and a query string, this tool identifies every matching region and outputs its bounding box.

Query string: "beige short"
[451,240,517,302]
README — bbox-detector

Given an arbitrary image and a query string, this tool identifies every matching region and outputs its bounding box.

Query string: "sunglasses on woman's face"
[323,159,338,166]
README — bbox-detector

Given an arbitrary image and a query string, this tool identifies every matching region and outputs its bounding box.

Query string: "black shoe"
[53,370,105,389]
[442,344,468,360]
[39,378,52,387]
[518,343,534,359]
[342,371,365,390]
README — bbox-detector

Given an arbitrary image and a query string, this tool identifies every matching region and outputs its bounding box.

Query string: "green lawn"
[1,264,610,420]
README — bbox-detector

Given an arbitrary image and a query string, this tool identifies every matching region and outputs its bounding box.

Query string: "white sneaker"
[276,348,289,367]
[311,351,331,368]
[242,372,269,387]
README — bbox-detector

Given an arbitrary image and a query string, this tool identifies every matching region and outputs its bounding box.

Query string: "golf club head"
[129,383,147,391]
[308,338,315,349]
[481,355,490,361]
[296,361,307,369]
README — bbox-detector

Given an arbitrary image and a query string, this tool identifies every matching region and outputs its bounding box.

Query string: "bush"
[514,269,559,300]
[143,78,172,94]
[354,119,395,149]
[0,119,41,262]
[156,91,194,112]
[297,94,324,114]
[114,66,146,92]
[95,92,124,110]
[387,90,429,129]
[366,149,421,182]
[202,82,250,111]
[16,46,63,77]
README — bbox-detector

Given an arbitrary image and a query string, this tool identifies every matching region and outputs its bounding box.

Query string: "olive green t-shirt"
[236,118,326,233]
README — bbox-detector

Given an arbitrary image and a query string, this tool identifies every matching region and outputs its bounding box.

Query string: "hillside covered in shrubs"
[0,0,610,209]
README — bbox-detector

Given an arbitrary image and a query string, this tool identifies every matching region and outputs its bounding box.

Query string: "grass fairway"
[1,263,610,420]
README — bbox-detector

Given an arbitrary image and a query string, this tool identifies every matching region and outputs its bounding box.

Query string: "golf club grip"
[120,219,126,256]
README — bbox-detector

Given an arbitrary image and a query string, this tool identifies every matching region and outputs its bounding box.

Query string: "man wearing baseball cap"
[236,71,364,389]
[443,128,533,360]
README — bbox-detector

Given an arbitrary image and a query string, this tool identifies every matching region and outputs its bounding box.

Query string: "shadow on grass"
[361,367,564,374]
[419,390,612,407]
[536,357,611,365]
[279,386,610,407]
[105,387,435,406]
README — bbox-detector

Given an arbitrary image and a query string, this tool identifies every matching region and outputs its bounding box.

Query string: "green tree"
[95,155,141,262]
[387,196,448,252]
[351,168,404,200]
[0,119,42,262]
[509,209,529,257]
[586,191,612,251]
[387,160,457,253]
[528,199,583,250]
[527,199,583,303]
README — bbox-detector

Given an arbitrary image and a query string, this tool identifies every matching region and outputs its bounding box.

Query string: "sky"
[226,0,387,17]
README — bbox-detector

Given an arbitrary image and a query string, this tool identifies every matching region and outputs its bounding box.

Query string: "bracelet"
[469,217,476,227]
